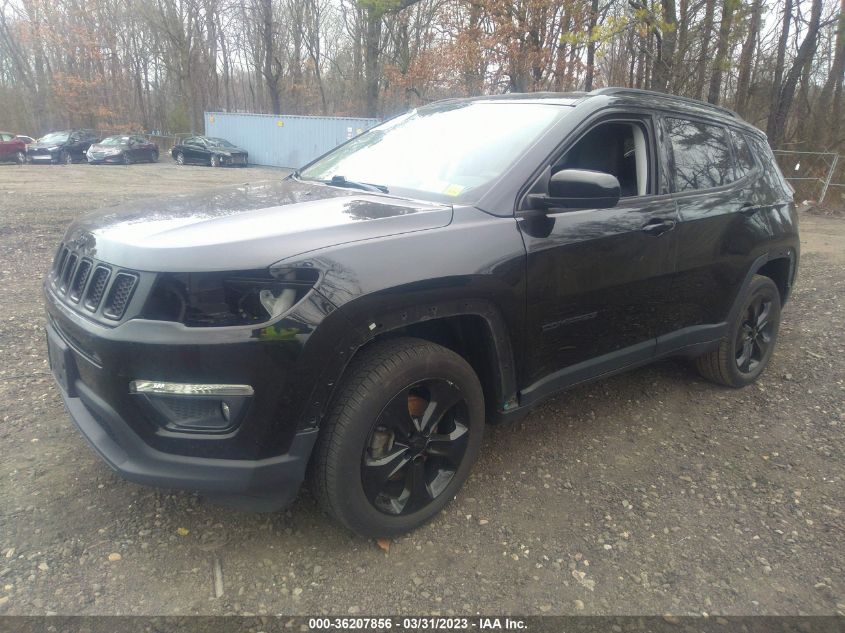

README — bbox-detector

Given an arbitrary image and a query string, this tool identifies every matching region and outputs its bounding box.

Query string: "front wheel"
[174,152,184,165]
[60,150,73,165]
[695,275,782,387]
[122,152,132,165]
[310,337,485,537]
[210,154,220,167]
[150,150,159,163]
[15,151,25,165]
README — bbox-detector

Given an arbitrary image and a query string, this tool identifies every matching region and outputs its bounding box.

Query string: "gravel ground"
[0,162,843,617]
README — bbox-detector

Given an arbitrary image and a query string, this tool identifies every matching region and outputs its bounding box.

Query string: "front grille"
[84,266,111,311]
[103,273,137,319]
[68,259,92,302]
[49,242,144,323]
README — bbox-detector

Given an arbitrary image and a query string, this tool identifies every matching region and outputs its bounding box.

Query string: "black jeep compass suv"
[45,88,798,537]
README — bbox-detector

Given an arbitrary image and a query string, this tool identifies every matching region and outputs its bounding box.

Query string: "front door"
[519,114,681,403]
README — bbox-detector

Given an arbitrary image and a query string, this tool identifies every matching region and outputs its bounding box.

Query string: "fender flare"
[727,248,797,324]
[296,297,519,430]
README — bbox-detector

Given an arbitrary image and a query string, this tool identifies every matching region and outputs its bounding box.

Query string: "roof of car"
[429,87,758,134]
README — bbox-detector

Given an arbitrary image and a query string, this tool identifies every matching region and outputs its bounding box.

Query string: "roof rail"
[590,87,740,119]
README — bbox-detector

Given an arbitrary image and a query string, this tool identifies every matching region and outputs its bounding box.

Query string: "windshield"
[39,132,69,144]
[207,137,235,148]
[100,136,128,145]
[299,102,565,201]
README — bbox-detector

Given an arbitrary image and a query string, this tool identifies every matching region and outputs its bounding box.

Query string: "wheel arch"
[729,249,798,323]
[300,298,520,432]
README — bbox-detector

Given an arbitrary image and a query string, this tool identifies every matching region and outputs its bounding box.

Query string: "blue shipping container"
[204,112,379,169]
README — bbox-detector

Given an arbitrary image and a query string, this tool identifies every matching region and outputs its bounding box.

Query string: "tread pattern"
[310,337,474,534]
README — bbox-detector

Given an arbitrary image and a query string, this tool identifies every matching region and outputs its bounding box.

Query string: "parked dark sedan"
[171,136,248,167]
[87,135,159,164]
[0,132,27,164]
[27,129,99,164]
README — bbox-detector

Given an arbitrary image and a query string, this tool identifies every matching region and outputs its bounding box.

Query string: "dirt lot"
[0,162,843,617]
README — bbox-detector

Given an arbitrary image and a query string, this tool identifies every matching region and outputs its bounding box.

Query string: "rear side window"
[666,118,734,192]
[730,130,756,178]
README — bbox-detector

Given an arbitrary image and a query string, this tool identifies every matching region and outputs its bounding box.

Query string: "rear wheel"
[175,152,184,165]
[311,337,484,537]
[15,151,25,165]
[122,152,132,165]
[60,150,73,165]
[150,149,159,162]
[210,154,220,167]
[695,275,781,387]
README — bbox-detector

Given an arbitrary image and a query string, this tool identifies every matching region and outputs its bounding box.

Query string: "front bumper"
[28,151,59,163]
[47,318,318,510]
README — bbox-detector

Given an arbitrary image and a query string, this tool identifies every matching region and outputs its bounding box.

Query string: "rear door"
[659,116,772,352]
[518,112,681,401]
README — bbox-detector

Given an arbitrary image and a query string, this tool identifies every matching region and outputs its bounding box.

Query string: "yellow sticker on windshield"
[444,184,465,196]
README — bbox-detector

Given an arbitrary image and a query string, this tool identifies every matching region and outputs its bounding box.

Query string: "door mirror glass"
[547,169,621,209]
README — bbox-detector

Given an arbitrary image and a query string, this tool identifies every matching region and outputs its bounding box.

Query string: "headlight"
[142,268,320,326]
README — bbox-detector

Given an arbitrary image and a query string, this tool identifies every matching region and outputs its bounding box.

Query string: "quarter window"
[730,130,756,178]
[666,118,734,192]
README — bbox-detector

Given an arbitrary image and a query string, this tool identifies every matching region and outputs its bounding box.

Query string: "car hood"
[62,178,453,272]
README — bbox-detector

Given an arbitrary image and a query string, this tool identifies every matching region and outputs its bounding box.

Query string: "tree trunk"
[652,0,677,92]
[584,0,600,90]
[768,0,823,147]
[817,0,845,128]
[707,0,736,105]
[767,0,793,138]
[693,0,715,99]
[735,0,762,116]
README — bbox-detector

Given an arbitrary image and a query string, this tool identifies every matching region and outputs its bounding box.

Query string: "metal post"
[820,154,839,204]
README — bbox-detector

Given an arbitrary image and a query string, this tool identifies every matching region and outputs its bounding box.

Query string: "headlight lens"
[143,268,319,326]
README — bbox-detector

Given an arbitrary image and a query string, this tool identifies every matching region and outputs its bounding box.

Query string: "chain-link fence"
[773,150,845,205]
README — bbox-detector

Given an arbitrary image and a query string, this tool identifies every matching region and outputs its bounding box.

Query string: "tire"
[175,152,184,165]
[310,337,485,537]
[15,151,25,165]
[60,150,72,165]
[210,154,219,167]
[150,150,159,163]
[695,275,781,388]
[122,152,132,165]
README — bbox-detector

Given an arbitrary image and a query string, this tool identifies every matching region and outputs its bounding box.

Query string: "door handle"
[641,218,676,236]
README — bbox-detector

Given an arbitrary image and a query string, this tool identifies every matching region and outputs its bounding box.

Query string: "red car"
[0,132,26,164]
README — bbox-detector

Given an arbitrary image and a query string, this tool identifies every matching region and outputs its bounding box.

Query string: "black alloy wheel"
[15,151,25,165]
[175,152,184,165]
[695,275,781,387]
[735,294,774,374]
[311,337,484,537]
[60,150,72,165]
[122,152,132,165]
[151,149,159,162]
[362,378,470,516]
[210,154,220,167]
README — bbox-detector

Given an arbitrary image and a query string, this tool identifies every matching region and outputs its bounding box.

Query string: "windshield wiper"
[324,175,389,193]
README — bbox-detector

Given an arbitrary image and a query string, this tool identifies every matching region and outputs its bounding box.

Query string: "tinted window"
[730,130,756,177]
[0,134,12,141]
[666,118,734,191]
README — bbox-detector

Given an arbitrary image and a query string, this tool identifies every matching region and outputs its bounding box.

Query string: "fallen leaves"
[376,538,390,553]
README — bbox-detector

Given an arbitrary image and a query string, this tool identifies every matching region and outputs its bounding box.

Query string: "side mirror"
[524,169,621,213]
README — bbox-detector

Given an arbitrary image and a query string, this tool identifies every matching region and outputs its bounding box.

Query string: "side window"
[666,118,734,192]
[0,133,11,141]
[556,121,651,197]
[730,130,756,178]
